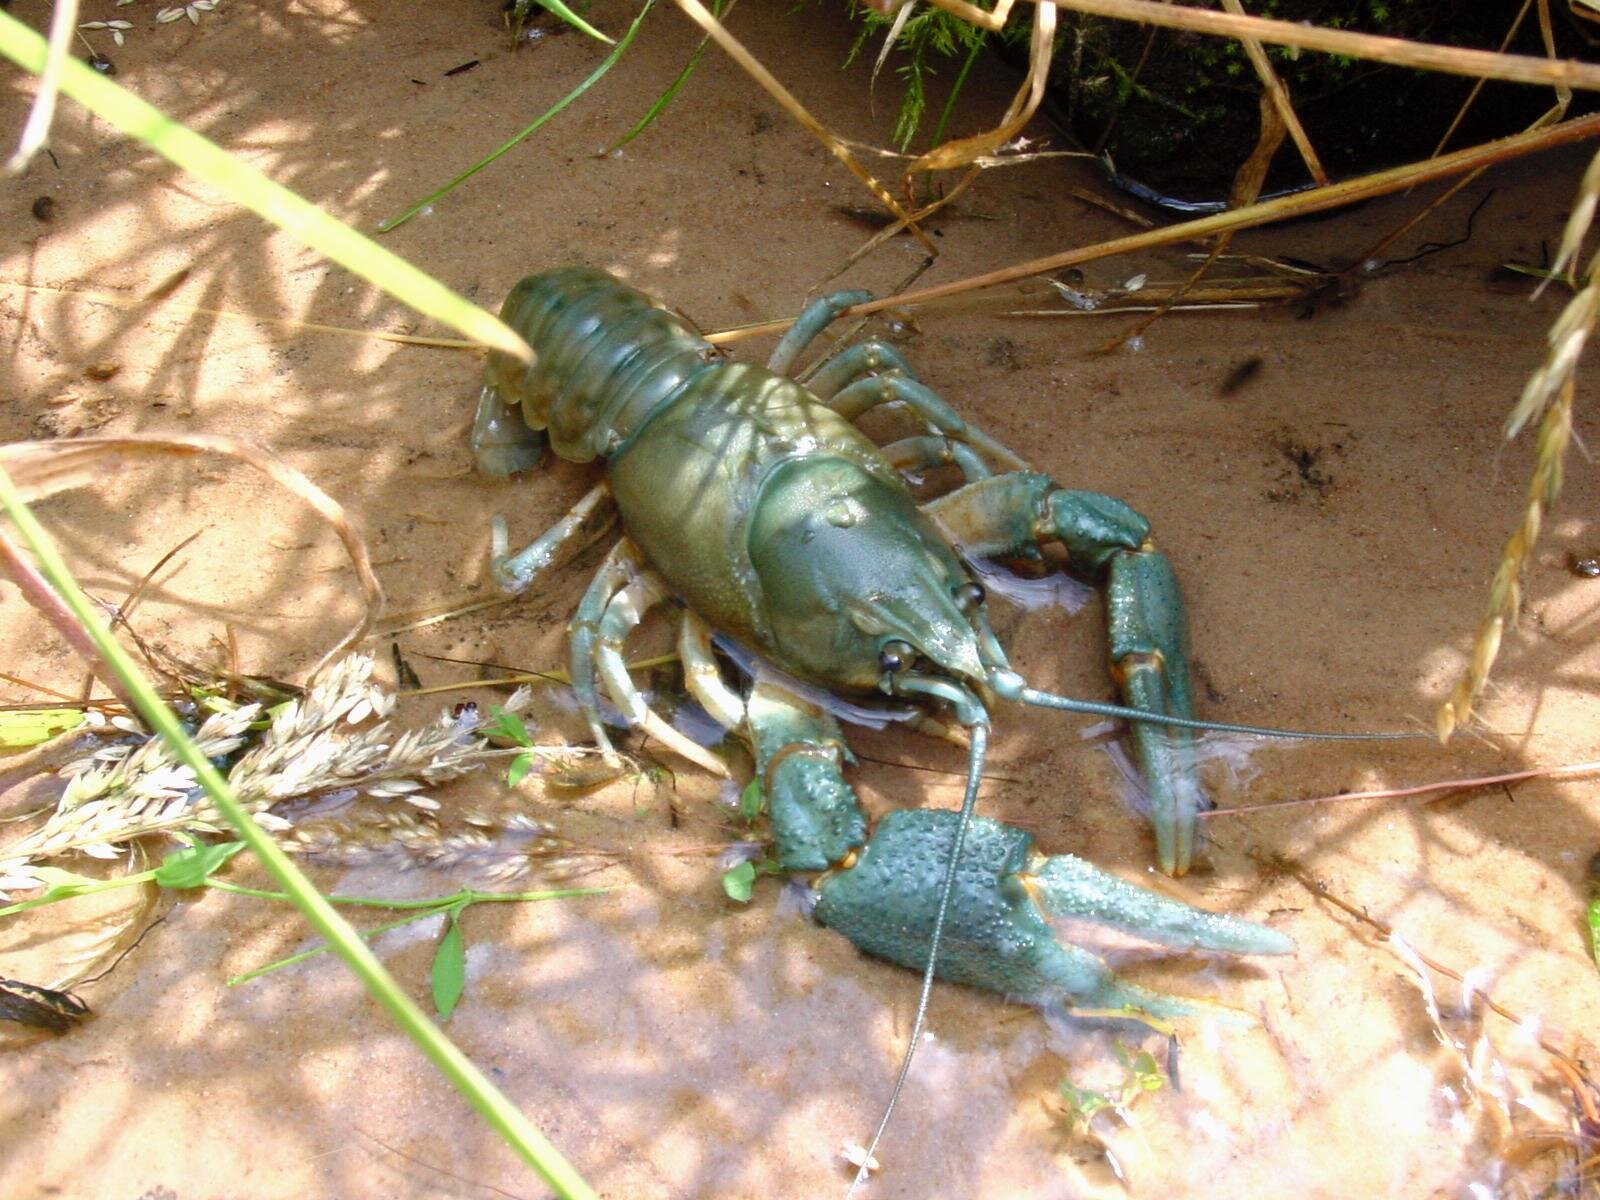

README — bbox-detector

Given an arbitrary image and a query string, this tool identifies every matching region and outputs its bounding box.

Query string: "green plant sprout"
[504,0,616,47]
[602,0,732,154]
[1056,1040,1166,1135]
[221,878,609,1019]
[484,705,544,789]
[718,778,782,902]
[846,1,1018,151]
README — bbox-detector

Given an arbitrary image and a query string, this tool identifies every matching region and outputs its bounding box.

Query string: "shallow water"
[3,1,1600,1197]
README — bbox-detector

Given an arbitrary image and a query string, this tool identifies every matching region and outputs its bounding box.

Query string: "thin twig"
[4,0,77,174]
[1203,760,1600,819]
[1278,861,1586,1074]
[1218,0,1326,185]
[0,525,144,716]
[1431,0,1537,156]
[1054,0,1600,91]
[670,0,936,254]
[708,114,1600,342]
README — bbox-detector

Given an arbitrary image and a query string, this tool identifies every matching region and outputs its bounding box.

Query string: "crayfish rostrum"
[473,268,1384,1023]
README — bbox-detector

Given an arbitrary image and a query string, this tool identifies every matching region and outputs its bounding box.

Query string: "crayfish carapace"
[473,267,1405,1026]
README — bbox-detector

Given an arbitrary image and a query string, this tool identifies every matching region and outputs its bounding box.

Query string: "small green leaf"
[738,778,764,822]
[507,751,537,788]
[1588,889,1600,973]
[485,707,534,747]
[153,840,245,889]
[0,707,84,747]
[431,914,467,1020]
[721,861,756,903]
[1057,1081,1111,1130]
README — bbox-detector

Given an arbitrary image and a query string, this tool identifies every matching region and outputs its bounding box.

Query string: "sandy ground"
[2,2,1600,1197]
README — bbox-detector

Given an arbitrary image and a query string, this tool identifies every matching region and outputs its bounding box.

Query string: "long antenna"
[844,717,990,1199]
[1013,685,1424,741]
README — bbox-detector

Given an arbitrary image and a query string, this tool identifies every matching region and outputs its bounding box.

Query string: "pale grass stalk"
[706,114,1600,345]
[0,12,531,361]
[0,280,480,350]
[3,0,76,174]
[0,467,597,1200]
[1438,147,1600,739]
[1054,0,1600,91]
[912,0,1017,33]
[670,0,937,254]
[1432,0,1538,156]
[1202,759,1600,818]
[1438,376,1578,740]
[0,435,383,678]
[837,113,1600,323]
[903,0,1055,179]
[1218,0,1326,186]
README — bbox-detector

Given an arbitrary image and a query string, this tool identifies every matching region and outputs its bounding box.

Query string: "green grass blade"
[379,0,657,233]
[0,464,597,1200]
[0,10,530,363]
[926,35,986,153]
[533,0,616,44]
[601,0,725,154]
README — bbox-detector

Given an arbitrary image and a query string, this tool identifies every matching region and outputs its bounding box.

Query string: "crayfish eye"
[954,582,985,613]
[878,640,915,674]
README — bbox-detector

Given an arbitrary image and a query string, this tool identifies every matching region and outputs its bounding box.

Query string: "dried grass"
[0,434,383,680]
[1437,147,1600,739]
[0,655,542,894]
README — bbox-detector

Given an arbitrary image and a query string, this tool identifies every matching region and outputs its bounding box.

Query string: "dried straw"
[1436,148,1600,740]
[1054,0,1600,92]
[0,435,383,679]
[0,656,536,894]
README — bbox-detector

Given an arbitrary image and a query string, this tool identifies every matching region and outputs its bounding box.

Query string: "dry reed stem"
[1218,0,1326,186]
[910,0,1018,34]
[1278,861,1587,1075]
[1437,145,1600,740]
[903,0,1055,181]
[1096,90,1284,353]
[1432,0,1538,157]
[1203,759,1600,819]
[0,435,383,679]
[833,113,1600,324]
[671,0,936,255]
[1056,0,1600,92]
[3,0,75,174]
[1353,6,1568,288]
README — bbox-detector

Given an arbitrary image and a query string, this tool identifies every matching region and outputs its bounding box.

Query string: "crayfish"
[472,268,1396,1052]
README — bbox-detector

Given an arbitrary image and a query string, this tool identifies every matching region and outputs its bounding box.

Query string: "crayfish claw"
[814,810,1289,1022]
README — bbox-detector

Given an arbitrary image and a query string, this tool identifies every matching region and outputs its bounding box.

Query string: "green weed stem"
[0,463,598,1200]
